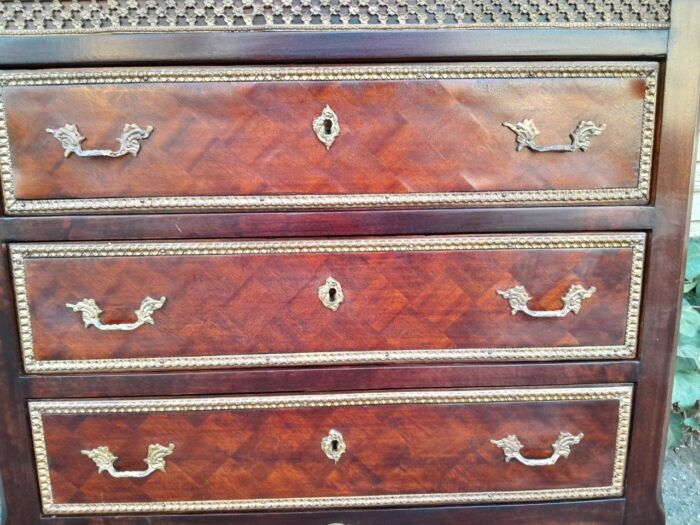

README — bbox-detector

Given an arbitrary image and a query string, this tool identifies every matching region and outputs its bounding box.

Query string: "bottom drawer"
[29,385,632,515]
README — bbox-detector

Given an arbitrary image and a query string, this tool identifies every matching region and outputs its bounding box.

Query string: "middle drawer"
[11,233,645,374]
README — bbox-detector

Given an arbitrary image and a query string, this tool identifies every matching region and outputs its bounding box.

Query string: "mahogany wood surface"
[623,1,700,524]
[39,394,622,504]
[21,500,629,525]
[0,206,657,242]
[5,64,650,205]
[22,362,640,398]
[19,236,636,369]
[0,245,42,524]
[0,237,640,524]
[0,1,697,524]
[0,28,667,66]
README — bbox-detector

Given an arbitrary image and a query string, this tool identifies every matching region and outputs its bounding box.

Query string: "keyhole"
[328,287,337,302]
[331,439,339,452]
[324,119,333,135]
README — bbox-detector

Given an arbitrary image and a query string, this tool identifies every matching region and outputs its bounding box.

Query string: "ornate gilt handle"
[491,432,583,467]
[46,123,153,158]
[497,284,595,318]
[82,443,174,478]
[503,119,606,152]
[66,296,166,331]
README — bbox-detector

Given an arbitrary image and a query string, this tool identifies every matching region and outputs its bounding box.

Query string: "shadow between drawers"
[18,361,639,398]
[0,207,656,242]
[29,499,626,525]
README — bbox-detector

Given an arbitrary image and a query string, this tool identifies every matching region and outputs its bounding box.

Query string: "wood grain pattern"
[0,245,42,525]
[22,362,640,399]
[1,500,628,525]
[15,235,640,371]
[0,206,658,243]
[623,1,700,524]
[0,3,695,524]
[0,27,668,66]
[4,63,652,207]
[34,390,624,509]
[1,243,640,524]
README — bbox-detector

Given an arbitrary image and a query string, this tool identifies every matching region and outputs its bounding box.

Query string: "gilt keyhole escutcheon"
[318,276,344,311]
[321,429,346,463]
[313,105,340,150]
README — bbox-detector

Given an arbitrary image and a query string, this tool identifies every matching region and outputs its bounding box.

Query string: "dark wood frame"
[0,0,698,523]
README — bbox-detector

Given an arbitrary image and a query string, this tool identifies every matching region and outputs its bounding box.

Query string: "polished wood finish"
[22,361,639,399]
[0,28,668,66]
[18,235,638,370]
[0,245,43,523]
[623,1,700,524]
[5,64,651,206]
[0,1,697,523]
[13,500,630,524]
[0,206,657,242]
[37,390,624,506]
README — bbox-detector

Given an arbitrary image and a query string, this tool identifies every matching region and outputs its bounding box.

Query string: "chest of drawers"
[0,1,698,524]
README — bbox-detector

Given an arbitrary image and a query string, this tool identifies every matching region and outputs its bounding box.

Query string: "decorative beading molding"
[10,233,646,373]
[0,63,659,215]
[0,1,670,35]
[28,385,633,514]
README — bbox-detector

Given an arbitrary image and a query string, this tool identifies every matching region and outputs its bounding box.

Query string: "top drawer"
[0,62,657,215]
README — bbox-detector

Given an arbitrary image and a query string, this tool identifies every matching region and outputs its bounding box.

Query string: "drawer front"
[1,62,657,214]
[11,234,645,373]
[29,385,633,515]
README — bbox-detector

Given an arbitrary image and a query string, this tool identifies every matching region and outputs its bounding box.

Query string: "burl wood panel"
[19,236,637,368]
[4,64,651,202]
[37,394,622,506]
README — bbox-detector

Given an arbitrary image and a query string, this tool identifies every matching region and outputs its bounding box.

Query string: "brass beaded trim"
[0,0,670,35]
[10,233,646,373]
[28,385,633,514]
[0,63,658,214]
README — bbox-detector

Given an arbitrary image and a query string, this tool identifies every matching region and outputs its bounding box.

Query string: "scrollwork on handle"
[497,284,595,318]
[491,432,583,467]
[46,123,153,158]
[81,443,174,478]
[503,119,606,153]
[66,296,166,331]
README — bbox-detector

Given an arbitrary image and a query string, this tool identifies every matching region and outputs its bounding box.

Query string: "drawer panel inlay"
[0,63,658,215]
[28,385,633,515]
[10,233,645,374]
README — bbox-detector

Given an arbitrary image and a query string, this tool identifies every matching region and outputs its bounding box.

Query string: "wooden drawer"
[11,233,645,374]
[29,384,633,515]
[0,62,657,215]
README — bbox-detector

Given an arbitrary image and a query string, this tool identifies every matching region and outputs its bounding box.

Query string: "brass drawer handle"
[318,276,344,311]
[82,443,174,478]
[491,432,583,467]
[321,429,346,463]
[313,105,340,150]
[497,284,595,318]
[66,296,166,331]
[46,123,153,158]
[503,119,606,153]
